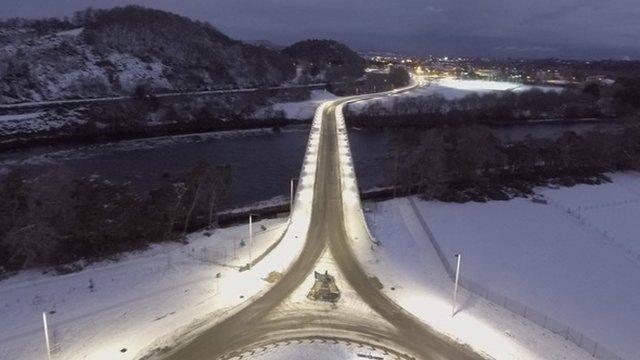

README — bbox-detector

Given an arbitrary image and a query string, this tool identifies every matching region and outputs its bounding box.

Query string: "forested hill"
[0,6,297,104]
[282,39,366,83]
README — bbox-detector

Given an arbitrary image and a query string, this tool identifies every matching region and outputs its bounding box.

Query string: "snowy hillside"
[282,39,365,83]
[0,6,296,104]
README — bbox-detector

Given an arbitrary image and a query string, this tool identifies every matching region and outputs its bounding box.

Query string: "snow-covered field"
[0,218,292,360]
[348,77,563,113]
[358,172,640,360]
[256,90,338,120]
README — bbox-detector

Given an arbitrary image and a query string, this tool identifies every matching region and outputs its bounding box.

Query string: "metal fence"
[406,197,626,360]
[546,197,640,265]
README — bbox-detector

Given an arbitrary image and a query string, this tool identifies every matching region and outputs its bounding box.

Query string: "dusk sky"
[2,0,640,59]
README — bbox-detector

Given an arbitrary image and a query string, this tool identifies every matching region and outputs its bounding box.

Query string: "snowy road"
[145,82,483,360]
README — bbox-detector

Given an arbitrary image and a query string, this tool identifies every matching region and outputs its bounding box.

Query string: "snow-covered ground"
[0,218,289,360]
[0,101,330,360]
[348,77,563,113]
[357,172,640,360]
[229,339,390,360]
[0,111,84,136]
[436,78,563,95]
[256,90,338,120]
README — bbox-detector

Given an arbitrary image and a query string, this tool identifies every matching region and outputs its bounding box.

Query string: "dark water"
[350,121,622,190]
[0,129,309,209]
[0,121,619,209]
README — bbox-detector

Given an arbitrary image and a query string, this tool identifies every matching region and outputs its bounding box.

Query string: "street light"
[290,177,298,215]
[452,253,461,318]
[247,213,259,269]
[43,312,52,360]
[248,214,253,268]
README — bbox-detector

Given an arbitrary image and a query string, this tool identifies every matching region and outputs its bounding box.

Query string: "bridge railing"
[334,102,380,246]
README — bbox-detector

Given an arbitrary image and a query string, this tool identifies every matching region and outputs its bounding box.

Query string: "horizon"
[1,1,639,61]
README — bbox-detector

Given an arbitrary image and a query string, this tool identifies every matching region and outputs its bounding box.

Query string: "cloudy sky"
[2,0,639,59]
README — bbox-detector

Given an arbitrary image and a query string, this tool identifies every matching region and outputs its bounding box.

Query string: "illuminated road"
[148,82,484,360]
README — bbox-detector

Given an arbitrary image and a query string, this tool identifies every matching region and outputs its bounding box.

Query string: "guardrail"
[334,79,420,248]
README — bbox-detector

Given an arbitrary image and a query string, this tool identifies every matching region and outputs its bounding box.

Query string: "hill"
[0,6,296,104]
[282,39,365,83]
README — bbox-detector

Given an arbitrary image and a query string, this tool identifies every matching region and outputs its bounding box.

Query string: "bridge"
[147,80,483,360]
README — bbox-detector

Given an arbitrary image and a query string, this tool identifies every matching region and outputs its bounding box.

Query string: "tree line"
[347,78,640,129]
[0,161,231,272]
[391,123,640,202]
[347,87,606,129]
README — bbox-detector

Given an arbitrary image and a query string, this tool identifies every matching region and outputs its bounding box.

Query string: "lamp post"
[248,214,253,268]
[290,177,298,215]
[452,253,461,318]
[43,312,51,360]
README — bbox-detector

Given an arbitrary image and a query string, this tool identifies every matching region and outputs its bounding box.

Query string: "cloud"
[2,0,639,59]
[494,45,556,54]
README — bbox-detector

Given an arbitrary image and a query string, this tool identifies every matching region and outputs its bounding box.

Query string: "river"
[0,121,619,209]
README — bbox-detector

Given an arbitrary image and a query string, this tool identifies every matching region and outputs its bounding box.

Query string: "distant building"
[586,75,616,86]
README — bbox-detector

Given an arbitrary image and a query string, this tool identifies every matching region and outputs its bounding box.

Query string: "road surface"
[147,84,484,360]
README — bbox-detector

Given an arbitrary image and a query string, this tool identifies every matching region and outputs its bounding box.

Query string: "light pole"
[452,253,461,318]
[290,177,298,215]
[248,214,253,268]
[43,312,52,360]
